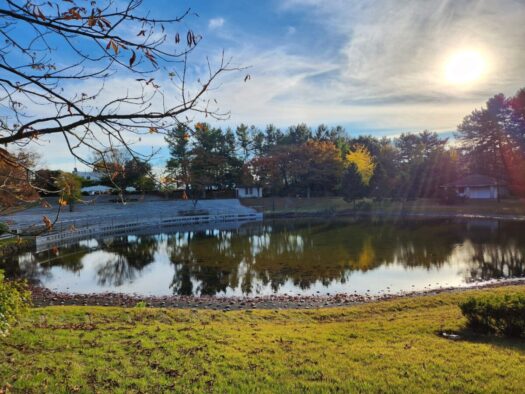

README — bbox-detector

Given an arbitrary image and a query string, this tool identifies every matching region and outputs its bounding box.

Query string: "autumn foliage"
[0,149,38,211]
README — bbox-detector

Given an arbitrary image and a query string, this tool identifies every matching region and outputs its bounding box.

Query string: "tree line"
[164,87,525,201]
[2,87,524,213]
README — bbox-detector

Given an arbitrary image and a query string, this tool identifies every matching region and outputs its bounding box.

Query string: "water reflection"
[2,218,525,296]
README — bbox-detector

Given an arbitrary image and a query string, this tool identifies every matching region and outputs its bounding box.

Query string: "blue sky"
[24,0,525,170]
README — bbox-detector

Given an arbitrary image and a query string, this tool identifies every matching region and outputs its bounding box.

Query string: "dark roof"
[445,174,506,188]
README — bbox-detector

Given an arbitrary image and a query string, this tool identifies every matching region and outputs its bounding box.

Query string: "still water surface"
[2,218,525,297]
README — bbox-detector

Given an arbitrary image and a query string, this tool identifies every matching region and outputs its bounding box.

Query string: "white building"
[236,186,263,198]
[81,185,113,195]
[73,167,103,182]
[444,175,508,200]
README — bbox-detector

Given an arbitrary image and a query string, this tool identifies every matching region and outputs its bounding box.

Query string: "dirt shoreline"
[29,279,525,310]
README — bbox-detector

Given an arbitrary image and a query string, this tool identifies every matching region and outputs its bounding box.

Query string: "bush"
[0,222,9,235]
[355,198,374,211]
[459,293,525,338]
[0,270,31,336]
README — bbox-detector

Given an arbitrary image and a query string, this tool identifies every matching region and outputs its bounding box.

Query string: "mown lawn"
[2,287,525,393]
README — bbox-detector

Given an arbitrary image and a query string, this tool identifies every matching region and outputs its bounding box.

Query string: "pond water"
[2,218,525,297]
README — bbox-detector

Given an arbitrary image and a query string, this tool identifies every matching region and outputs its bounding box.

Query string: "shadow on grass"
[437,328,525,353]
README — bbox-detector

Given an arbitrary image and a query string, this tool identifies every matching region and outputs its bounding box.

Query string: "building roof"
[445,174,506,188]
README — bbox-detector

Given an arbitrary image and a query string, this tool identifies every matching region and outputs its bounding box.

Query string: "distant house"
[236,186,262,198]
[444,174,508,200]
[81,185,113,195]
[73,167,103,182]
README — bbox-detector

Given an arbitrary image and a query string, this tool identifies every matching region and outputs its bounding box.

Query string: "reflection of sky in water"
[4,218,525,297]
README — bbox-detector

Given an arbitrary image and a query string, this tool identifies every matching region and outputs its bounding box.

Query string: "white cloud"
[18,1,525,170]
[212,0,525,132]
[208,17,225,30]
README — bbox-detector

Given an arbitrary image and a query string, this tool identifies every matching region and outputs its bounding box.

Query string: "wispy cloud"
[24,0,525,169]
[207,0,525,133]
[208,17,225,29]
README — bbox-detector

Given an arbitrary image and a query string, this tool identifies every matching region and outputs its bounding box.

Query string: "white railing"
[35,211,263,247]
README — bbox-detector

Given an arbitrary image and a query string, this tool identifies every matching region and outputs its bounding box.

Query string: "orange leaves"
[61,7,82,20]
[58,198,68,207]
[32,6,47,21]
[194,123,207,132]
[43,216,53,231]
[106,39,119,55]
[144,50,158,66]
[87,15,96,27]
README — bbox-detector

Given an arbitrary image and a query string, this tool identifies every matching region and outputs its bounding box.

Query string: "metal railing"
[35,210,263,247]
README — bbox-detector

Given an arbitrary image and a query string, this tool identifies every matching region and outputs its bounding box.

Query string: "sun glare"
[444,50,487,85]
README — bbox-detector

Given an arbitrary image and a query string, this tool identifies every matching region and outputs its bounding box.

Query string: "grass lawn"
[242,196,525,218]
[2,286,525,393]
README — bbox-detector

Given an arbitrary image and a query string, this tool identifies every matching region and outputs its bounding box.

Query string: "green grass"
[2,287,525,393]
[242,196,525,217]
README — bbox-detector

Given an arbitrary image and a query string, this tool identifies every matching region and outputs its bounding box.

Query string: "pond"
[2,218,525,297]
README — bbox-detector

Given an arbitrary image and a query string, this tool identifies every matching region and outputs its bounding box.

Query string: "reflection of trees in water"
[168,230,246,295]
[0,244,92,284]
[0,251,51,285]
[167,219,525,296]
[463,243,525,282]
[3,219,525,295]
[1,235,161,288]
[95,235,159,287]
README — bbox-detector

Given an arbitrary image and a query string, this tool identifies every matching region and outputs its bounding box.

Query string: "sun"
[444,50,487,85]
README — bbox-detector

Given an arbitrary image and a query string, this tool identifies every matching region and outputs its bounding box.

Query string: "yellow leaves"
[346,144,376,185]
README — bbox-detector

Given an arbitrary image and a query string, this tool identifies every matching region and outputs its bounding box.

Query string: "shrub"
[135,300,147,308]
[0,270,31,336]
[0,222,9,235]
[459,293,525,338]
[355,198,374,211]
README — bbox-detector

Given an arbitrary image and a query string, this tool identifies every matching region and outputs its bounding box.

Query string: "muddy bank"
[29,279,525,310]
